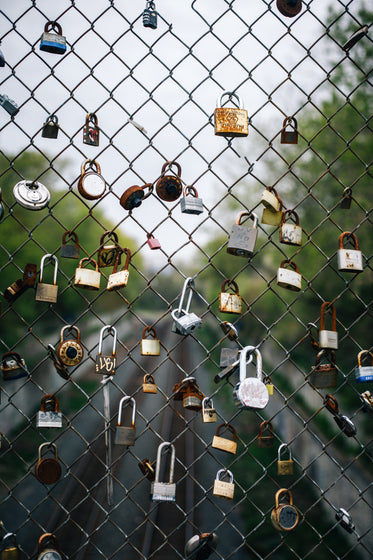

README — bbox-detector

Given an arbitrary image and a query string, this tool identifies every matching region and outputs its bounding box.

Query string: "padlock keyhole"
[66,346,78,359]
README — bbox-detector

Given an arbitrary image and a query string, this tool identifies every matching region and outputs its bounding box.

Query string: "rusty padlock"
[74,258,101,291]
[37,394,62,428]
[279,209,302,246]
[4,263,37,303]
[308,349,337,389]
[56,325,84,367]
[97,231,121,268]
[227,211,258,258]
[141,326,161,356]
[277,259,302,292]
[155,161,183,202]
[173,377,204,410]
[78,159,106,200]
[280,116,298,144]
[1,351,29,381]
[271,489,299,531]
[120,183,153,211]
[257,421,274,447]
[35,443,62,484]
[339,187,352,209]
[219,279,242,314]
[114,396,136,445]
[276,0,302,18]
[61,230,80,259]
[180,185,204,215]
[138,458,156,480]
[40,21,67,54]
[337,231,363,273]
[214,91,248,137]
[107,248,131,291]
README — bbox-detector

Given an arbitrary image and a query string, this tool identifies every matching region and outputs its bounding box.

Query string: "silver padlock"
[185,533,218,560]
[13,180,50,210]
[233,346,269,410]
[40,21,67,54]
[0,93,19,116]
[95,325,117,375]
[319,302,338,350]
[337,231,363,273]
[213,469,235,500]
[279,209,302,246]
[180,185,204,215]
[214,91,248,137]
[336,508,355,534]
[1,351,29,381]
[277,259,302,291]
[201,397,217,423]
[141,326,161,356]
[226,211,258,258]
[355,350,373,383]
[35,254,59,303]
[114,396,136,446]
[37,395,62,428]
[151,442,176,502]
[171,277,202,335]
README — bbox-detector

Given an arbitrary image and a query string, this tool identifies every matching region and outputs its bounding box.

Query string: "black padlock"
[42,115,59,139]
[0,44,5,67]
[143,1,158,29]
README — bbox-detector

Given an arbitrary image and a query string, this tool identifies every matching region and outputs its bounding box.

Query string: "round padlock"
[35,443,62,484]
[120,183,153,210]
[276,0,302,18]
[56,325,84,366]
[271,488,299,531]
[155,161,183,202]
[13,180,51,210]
[37,533,62,560]
[77,159,106,200]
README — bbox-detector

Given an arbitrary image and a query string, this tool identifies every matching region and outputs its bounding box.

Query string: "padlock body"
[40,32,67,54]
[172,312,202,335]
[211,435,237,454]
[180,197,204,215]
[74,268,100,290]
[277,268,302,291]
[277,460,294,475]
[227,224,257,257]
[35,458,62,484]
[114,426,136,445]
[355,366,373,383]
[143,9,158,29]
[219,292,242,314]
[213,479,234,500]
[233,378,269,410]
[261,208,283,226]
[60,244,79,259]
[1,547,20,560]
[35,282,58,303]
[147,237,161,250]
[141,339,160,356]
[1,358,28,380]
[308,365,337,388]
[143,382,158,393]
[319,330,338,350]
[219,348,239,369]
[57,340,83,367]
[202,408,217,423]
[265,382,274,395]
[42,123,58,139]
[261,190,280,212]
[37,411,62,428]
[98,245,121,268]
[83,123,99,146]
[271,505,299,531]
[151,481,176,502]
[214,108,248,137]
[258,436,274,448]
[107,270,129,291]
[183,395,202,410]
[95,355,116,375]
[281,130,298,144]
[279,224,302,246]
[337,249,363,272]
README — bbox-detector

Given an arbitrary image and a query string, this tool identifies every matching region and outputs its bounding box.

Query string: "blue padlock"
[355,350,373,383]
[40,21,67,55]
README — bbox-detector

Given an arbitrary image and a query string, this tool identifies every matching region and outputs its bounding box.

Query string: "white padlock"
[319,302,338,350]
[337,231,363,273]
[277,260,302,292]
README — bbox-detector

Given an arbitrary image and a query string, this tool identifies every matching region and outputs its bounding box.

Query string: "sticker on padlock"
[83,113,99,146]
[143,0,158,28]
[308,349,337,389]
[155,160,183,202]
[120,183,153,211]
[41,115,59,139]
[180,185,204,215]
[1,533,20,560]
[279,209,302,246]
[95,325,117,375]
[147,233,161,250]
[184,533,218,560]
[280,116,298,144]
[78,159,106,200]
[35,254,59,303]
[257,421,274,447]
[355,350,373,383]
[201,397,217,423]
[37,395,62,428]
[213,469,235,500]
[233,346,269,410]
[219,279,243,314]
[1,352,28,381]
[114,396,136,445]
[56,325,84,367]
[141,326,160,356]
[13,180,50,210]
[227,211,258,258]
[319,302,338,350]
[214,91,248,137]
[35,442,62,485]
[277,443,294,475]
[271,488,299,531]
[74,258,101,291]
[107,248,131,291]
[277,259,302,292]
[97,230,121,268]
[39,21,67,54]
[151,442,176,502]
[37,533,62,560]
[61,230,80,259]
[171,277,202,335]
[143,374,157,393]
[211,423,237,454]
[337,231,363,273]
[4,263,37,303]
[276,0,302,18]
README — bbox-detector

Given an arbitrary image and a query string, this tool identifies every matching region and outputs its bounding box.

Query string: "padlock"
[37,533,62,560]
[95,325,117,375]
[156,161,183,202]
[47,344,70,381]
[337,231,363,273]
[173,377,204,410]
[1,352,28,381]
[201,397,217,423]
[280,116,298,144]
[335,508,355,534]
[0,94,19,116]
[147,233,161,250]
[143,1,158,29]
[114,396,136,445]
[13,180,50,210]
[143,374,157,394]
[0,45,5,67]
[83,113,99,146]
[277,443,294,475]
[220,321,239,341]
[213,469,235,500]
[97,230,121,268]
[342,24,369,51]
[56,325,84,367]
[219,279,242,314]
[180,185,204,215]
[1,533,20,560]
[185,533,218,560]
[138,458,156,480]
[265,375,274,395]
[257,421,274,447]
[261,186,282,213]
[308,349,337,389]
[279,209,302,246]
[35,443,62,484]
[319,302,338,350]
[233,346,269,410]
[271,489,299,531]
[151,442,176,502]
[41,115,59,139]
[276,0,302,18]
[212,423,237,454]
[355,350,373,383]
[214,91,248,137]
[277,259,302,292]
[35,254,59,303]
[74,258,101,291]
[141,326,161,356]
[324,395,357,437]
[360,390,373,413]
[219,347,239,369]
[37,395,62,428]
[171,277,202,335]
[60,230,80,259]
[226,211,258,258]
[107,248,131,291]
[77,159,106,200]
[339,187,352,209]
[39,21,67,54]
[4,263,37,303]
[120,183,153,211]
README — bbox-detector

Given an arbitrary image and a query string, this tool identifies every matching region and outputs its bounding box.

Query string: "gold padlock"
[1,533,20,560]
[214,91,248,137]
[97,230,121,268]
[261,187,284,226]
[201,397,217,423]
[212,423,237,454]
[271,488,299,531]
[143,374,157,394]
[35,254,59,303]
[107,248,130,291]
[277,443,294,475]
[74,258,101,291]
[219,279,242,314]
[56,325,84,367]
[141,326,161,356]
[213,469,235,500]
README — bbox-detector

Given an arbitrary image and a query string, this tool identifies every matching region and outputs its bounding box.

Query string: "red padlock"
[147,233,161,250]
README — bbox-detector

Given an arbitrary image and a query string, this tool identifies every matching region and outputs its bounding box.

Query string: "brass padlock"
[37,394,62,429]
[319,302,338,350]
[308,349,337,389]
[173,377,204,410]
[56,325,84,367]
[180,185,204,215]
[271,489,299,531]
[83,112,99,146]
[1,533,20,560]
[213,469,235,500]
[60,230,80,259]
[233,346,269,410]
[226,211,258,258]
[120,183,153,211]
[257,421,274,447]
[35,254,59,303]
[151,442,176,502]
[141,326,161,356]
[214,91,248,137]
[114,396,136,445]
[41,115,59,138]
[107,248,131,291]
[219,279,242,314]
[74,258,101,291]
[277,259,302,292]
[1,352,28,381]
[212,423,237,454]
[4,263,37,303]
[171,277,202,335]
[35,443,62,484]
[155,161,183,202]
[277,443,294,475]
[39,21,67,54]
[279,209,302,246]
[201,397,217,423]
[337,231,363,273]
[77,159,106,200]
[138,458,156,481]
[355,350,373,383]
[97,231,121,268]
[185,533,218,560]
[276,0,302,18]
[143,374,157,394]
[95,325,117,375]
[37,533,62,560]
[261,185,283,214]
[280,116,298,144]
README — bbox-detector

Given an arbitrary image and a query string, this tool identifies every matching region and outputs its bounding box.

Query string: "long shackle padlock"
[319,302,338,350]
[171,277,202,335]
[151,442,176,502]
[277,443,294,475]
[114,396,136,445]
[233,346,269,410]
[337,231,363,273]
[35,254,59,303]
[95,325,117,375]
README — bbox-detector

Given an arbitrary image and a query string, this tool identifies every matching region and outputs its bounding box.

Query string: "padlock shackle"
[221,278,239,295]
[141,182,154,200]
[155,442,175,484]
[44,20,63,35]
[1,351,22,363]
[324,394,339,415]
[2,533,17,546]
[86,112,98,125]
[38,442,58,460]
[220,321,239,341]
[143,373,155,384]
[202,396,214,411]
[38,533,59,553]
[279,259,299,273]
[100,230,119,245]
[142,326,158,340]
[216,91,244,109]
[183,185,199,198]
[275,488,293,507]
[215,422,237,442]
[62,230,79,245]
[320,302,336,331]
[46,114,58,125]
[282,116,298,130]
[258,420,273,437]
[216,468,233,483]
[39,254,58,284]
[60,324,80,343]
[264,186,283,210]
[78,257,99,271]
[81,158,101,176]
[239,345,262,383]
[98,325,117,356]
[338,231,359,251]
[235,211,258,228]
[160,160,182,178]
[281,209,299,226]
[117,396,136,427]
[177,277,195,315]
[278,443,292,460]
[357,350,373,367]
[40,394,60,412]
